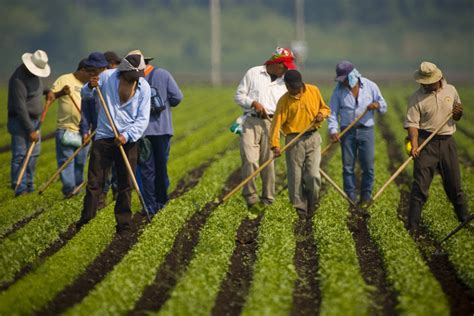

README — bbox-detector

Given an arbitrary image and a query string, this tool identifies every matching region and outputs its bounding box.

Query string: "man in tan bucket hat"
[8,49,54,196]
[404,61,470,233]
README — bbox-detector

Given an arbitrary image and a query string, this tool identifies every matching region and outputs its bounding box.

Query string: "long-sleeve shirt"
[327,77,387,135]
[404,79,458,135]
[143,66,183,136]
[7,64,45,134]
[79,69,115,136]
[270,84,331,149]
[79,98,98,135]
[234,65,287,115]
[81,69,151,143]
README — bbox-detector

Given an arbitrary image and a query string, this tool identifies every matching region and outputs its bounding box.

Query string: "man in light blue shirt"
[77,51,151,234]
[328,61,387,205]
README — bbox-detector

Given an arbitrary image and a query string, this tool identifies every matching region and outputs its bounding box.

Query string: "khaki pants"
[239,116,275,206]
[285,131,322,211]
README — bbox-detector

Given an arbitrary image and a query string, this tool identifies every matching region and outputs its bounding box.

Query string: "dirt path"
[0,207,45,240]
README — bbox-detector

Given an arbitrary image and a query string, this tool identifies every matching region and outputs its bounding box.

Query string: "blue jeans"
[8,117,41,195]
[139,135,171,213]
[55,129,90,195]
[340,126,375,202]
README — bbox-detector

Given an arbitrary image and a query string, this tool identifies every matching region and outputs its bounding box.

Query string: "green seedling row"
[313,149,371,315]
[240,196,298,316]
[66,149,240,315]
[365,127,449,315]
[157,198,248,316]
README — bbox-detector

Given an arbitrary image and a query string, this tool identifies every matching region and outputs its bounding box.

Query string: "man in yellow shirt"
[51,58,95,198]
[270,70,330,216]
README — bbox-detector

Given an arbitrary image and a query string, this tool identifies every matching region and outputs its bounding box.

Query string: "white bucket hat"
[414,61,443,85]
[21,49,51,77]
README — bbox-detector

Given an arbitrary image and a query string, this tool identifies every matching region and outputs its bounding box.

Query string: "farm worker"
[104,51,122,69]
[78,52,116,208]
[404,61,470,233]
[138,53,183,215]
[77,51,151,234]
[50,58,93,198]
[327,61,387,206]
[7,49,54,196]
[102,51,121,202]
[234,47,296,212]
[270,70,330,216]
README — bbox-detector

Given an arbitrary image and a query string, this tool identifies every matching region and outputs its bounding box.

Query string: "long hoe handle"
[14,100,53,193]
[96,86,152,222]
[222,121,317,203]
[320,169,357,207]
[321,107,369,156]
[440,215,473,243]
[38,131,96,194]
[370,113,453,204]
[68,93,82,114]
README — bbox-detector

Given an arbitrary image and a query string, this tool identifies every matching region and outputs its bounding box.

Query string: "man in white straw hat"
[7,49,54,196]
[404,61,470,234]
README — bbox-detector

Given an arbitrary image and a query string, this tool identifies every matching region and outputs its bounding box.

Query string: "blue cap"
[335,60,354,82]
[83,52,108,68]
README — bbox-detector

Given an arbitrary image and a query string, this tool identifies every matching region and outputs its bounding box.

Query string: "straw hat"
[21,49,50,77]
[414,61,443,85]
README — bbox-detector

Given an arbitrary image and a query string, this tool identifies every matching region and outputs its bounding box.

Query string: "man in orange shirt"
[270,70,330,216]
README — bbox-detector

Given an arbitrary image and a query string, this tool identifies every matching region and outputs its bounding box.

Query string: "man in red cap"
[234,47,296,217]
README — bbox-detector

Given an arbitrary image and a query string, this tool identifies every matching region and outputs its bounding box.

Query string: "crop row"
[0,117,239,300]
[239,195,298,315]
[366,126,450,315]
[65,149,241,315]
[313,149,371,315]
[0,104,239,238]
[0,135,240,316]
[382,98,474,289]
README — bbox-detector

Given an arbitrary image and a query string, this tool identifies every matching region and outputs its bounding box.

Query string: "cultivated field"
[0,85,472,315]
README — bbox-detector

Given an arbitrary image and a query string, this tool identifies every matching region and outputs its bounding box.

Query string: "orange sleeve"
[315,87,331,118]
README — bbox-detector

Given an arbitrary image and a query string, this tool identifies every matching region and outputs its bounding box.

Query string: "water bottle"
[230,115,247,135]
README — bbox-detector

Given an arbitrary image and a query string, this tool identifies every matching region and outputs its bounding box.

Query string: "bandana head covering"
[337,68,361,89]
[347,68,361,88]
[264,47,296,70]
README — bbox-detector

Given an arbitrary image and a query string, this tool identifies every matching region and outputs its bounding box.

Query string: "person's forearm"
[408,127,418,144]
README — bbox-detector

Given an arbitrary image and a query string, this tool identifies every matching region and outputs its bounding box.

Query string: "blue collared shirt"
[144,67,183,136]
[81,69,151,142]
[328,77,387,134]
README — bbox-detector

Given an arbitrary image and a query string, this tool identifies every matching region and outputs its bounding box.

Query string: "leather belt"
[289,129,318,137]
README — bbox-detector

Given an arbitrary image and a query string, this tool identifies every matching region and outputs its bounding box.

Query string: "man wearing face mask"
[77,50,151,234]
[404,61,470,233]
[328,61,387,206]
[234,47,296,214]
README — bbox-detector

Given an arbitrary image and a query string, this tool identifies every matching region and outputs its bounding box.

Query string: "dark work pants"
[79,138,138,229]
[408,133,468,228]
[139,135,171,213]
